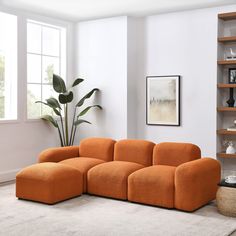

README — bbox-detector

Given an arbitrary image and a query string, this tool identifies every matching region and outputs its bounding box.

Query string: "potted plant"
[36,74,102,146]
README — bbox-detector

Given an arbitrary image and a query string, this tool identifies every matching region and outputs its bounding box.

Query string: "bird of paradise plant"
[36,74,102,146]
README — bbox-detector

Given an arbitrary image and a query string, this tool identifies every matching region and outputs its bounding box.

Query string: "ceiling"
[0,0,235,22]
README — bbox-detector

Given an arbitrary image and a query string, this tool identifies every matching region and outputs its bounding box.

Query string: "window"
[27,20,66,119]
[0,12,17,120]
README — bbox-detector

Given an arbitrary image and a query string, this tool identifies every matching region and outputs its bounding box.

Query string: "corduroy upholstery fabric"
[38,146,80,163]
[60,157,105,192]
[114,139,155,166]
[128,165,176,208]
[175,158,221,211]
[79,137,116,162]
[16,163,83,204]
[153,142,201,167]
[88,161,144,200]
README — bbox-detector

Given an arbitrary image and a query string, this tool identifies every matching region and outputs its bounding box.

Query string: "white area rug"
[0,184,236,236]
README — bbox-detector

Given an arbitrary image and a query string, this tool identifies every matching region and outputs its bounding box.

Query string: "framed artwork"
[229,68,236,84]
[146,75,180,126]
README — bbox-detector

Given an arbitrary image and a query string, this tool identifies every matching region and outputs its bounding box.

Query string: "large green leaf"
[74,119,91,126]
[72,78,84,87]
[36,100,60,113]
[53,74,66,93]
[59,91,73,104]
[78,105,102,117]
[46,97,61,110]
[41,115,58,128]
[35,101,56,112]
[76,88,99,107]
[35,101,49,106]
[53,108,61,116]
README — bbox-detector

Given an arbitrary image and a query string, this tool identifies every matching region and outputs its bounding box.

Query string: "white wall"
[0,6,75,182]
[136,8,218,156]
[127,17,141,139]
[135,5,236,176]
[75,17,128,141]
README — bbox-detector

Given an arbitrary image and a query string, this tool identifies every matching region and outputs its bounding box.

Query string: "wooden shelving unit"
[217,129,236,135]
[218,36,236,43]
[217,83,236,88]
[217,12,236,160]
[217,107,236,112]
[217,60,236,65]
[217,153,236,158]
[218,12,236,21]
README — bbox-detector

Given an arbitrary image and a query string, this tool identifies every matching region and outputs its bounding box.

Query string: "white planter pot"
[226,145,235,154]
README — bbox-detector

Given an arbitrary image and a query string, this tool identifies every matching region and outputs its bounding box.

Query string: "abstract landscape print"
[146,76,180,126]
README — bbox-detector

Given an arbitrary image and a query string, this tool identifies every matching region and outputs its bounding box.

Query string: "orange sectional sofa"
[16,137,221,212]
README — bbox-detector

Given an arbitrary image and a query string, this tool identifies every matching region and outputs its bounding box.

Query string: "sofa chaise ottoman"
[16,162,83,204]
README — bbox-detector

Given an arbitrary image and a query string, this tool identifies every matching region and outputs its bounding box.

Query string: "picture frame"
[146,75,180,126]
[229,68,236,84]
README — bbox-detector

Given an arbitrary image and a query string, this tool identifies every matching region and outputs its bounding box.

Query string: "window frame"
[0,11,18,123]
[26,19,66,120]
[0,6,71,124]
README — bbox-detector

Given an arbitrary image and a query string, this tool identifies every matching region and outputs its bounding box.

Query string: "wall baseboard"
[0,169,20,183]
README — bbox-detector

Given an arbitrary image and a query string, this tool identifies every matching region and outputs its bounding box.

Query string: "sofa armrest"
[38,146,80,163]
[175,158,221,212]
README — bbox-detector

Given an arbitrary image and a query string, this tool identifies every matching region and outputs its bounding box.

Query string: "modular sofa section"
[128,165,176,208]
[128,143,220,211]
[87,139,155,199]
[175,158,221,211]
[16,163,83,204]
[40,137,116,193]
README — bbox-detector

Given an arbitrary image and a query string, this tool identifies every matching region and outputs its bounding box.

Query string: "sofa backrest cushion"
[79,137,116,162]
[153,142,201,167]
[114,139,155,166]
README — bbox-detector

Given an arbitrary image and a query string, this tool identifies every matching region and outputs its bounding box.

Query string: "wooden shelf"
[218,36,236,43]
[217,129,236,135]
[217,83,236,88]
[217,107,236,112]
[217,152,236,158]
[218,12,236,21]
[218,60,236,65]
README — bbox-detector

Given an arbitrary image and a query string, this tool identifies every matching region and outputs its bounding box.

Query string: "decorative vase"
[226,144,235,154]
[227,88,235,107]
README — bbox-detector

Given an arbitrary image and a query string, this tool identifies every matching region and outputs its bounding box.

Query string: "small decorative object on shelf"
[225,175,236,184]
[227,120,236,131]
[223,140,236,154]
[229,68,236,84]
[224,48,236,61]
[226,88,235,107]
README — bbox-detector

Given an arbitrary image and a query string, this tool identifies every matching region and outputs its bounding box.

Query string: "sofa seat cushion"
[88,161,144,200]
[16,163,83,204]
[60,157,105,192]
[128,165,176,208]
